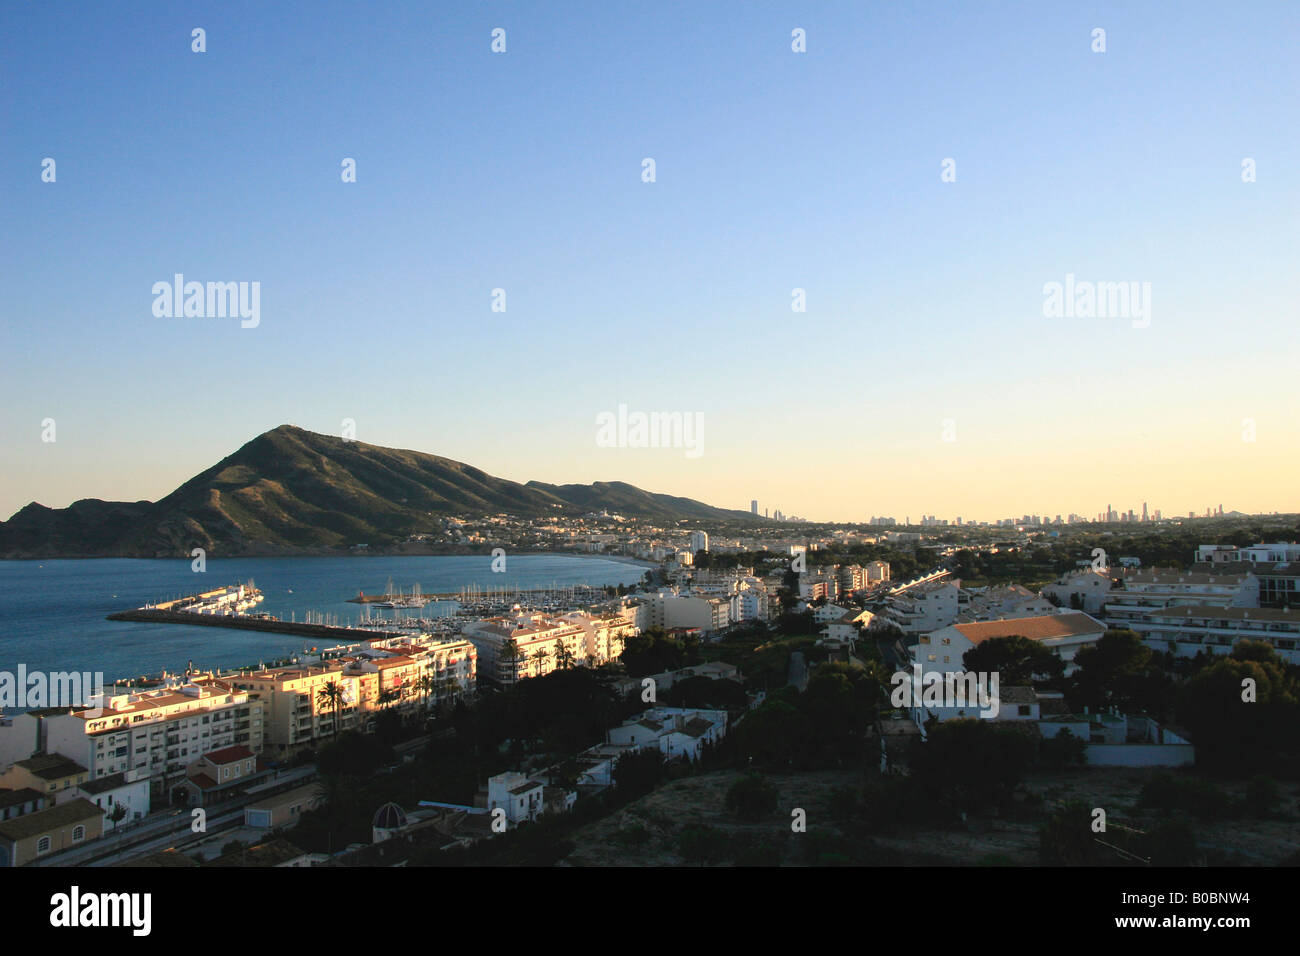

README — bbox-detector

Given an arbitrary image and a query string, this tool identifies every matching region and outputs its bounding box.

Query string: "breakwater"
[107,608,399,643]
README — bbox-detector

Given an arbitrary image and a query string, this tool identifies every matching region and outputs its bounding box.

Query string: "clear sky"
[2,1,1297,524]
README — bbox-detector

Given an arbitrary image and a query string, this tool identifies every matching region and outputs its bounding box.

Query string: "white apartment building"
[1122,605,1300,664]
[231,633,476,754]
[729,578,771,624]
[883,580,961,634]
[463,613,590,684]
[41,678,263,797]
[962,585,1057,622]
[558,611,638,665]
[689,531,709,553]
[637,592,732,634]
[1041,568,1114,614]
[813,603,855,624]
[1105,569,1258,628]
[1196,542,1300,565]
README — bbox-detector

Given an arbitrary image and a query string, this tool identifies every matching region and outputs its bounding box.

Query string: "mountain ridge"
[0,425,759,558]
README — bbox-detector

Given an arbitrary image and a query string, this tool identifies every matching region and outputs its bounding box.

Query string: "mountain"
[0,425,758,558]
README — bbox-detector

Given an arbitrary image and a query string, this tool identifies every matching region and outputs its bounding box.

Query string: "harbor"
[0,553,648,687]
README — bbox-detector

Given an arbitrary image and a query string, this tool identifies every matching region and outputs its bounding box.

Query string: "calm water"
[0,554,647,682]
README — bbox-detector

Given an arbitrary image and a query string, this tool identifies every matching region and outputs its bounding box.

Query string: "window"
[37,836,51,854]
[72,825,85,842]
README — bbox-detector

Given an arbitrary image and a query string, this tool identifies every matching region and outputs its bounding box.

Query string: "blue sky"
[2,1,1298,523]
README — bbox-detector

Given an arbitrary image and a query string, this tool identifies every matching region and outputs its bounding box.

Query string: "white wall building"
[883,581,961,634]
[1123,605,1300,664]
[1105,569,1258,628]
[914,612,1107,677]
[1041,569,1113,614]
[605,707,728,760]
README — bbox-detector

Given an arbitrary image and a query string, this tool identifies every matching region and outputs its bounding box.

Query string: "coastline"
[0,547,662,565]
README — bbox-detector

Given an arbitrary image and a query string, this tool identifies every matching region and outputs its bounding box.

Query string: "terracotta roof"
[952,613,1103,646]
[201,744,254,766]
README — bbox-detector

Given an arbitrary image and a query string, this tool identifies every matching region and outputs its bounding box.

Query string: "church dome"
[372,802,407,830]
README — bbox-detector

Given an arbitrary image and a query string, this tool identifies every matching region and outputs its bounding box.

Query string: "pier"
[106,608,402,643]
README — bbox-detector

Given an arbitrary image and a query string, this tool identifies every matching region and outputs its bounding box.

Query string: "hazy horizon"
[3,1,1297,523]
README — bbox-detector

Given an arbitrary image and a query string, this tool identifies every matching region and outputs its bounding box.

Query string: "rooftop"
[0,797,103,841]
[952,612,1104,645]
[13,753,87,780]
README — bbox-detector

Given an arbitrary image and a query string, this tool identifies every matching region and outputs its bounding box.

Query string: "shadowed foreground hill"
[0,425,758,558]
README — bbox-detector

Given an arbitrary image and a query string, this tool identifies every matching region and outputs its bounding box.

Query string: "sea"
[0,554,648,684]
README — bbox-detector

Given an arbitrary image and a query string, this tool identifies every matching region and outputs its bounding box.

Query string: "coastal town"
[2,508,1297,869]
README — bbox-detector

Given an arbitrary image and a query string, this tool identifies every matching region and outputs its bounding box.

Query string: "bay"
[0,554,648,683]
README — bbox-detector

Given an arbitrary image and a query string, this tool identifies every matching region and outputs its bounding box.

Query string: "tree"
[1071,629,1161,712]
[1179,656,1298,774]
[962,635,1064,685]
[912,719,1036,813]
[499,638,522,683]
[316,681,347,742]
[554,638,575,670]
[415,674,436,712]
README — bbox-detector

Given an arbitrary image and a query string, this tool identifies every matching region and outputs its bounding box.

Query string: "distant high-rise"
[689,531,709,553]
[750,499,758,515]
[1142,502,1148,522]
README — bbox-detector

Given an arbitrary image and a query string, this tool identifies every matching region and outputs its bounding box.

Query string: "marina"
[0,554,648,686]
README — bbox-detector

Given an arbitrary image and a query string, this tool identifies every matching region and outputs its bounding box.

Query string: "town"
[2,510,1296,868]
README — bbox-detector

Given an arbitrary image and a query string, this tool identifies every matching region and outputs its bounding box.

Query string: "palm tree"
[499,638,521,684]
[554,638,574,670]
[415,673,436,712]
[532,647,550,677]
[316,681,347,742]
[377,687,401,710]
